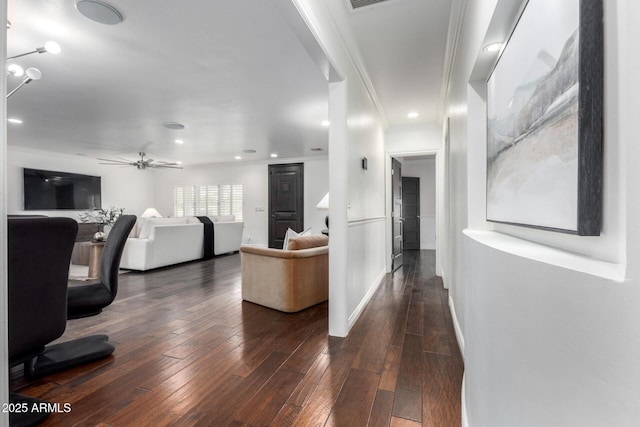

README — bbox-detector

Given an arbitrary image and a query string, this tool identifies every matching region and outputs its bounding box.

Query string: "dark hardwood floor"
[13,250,463,426]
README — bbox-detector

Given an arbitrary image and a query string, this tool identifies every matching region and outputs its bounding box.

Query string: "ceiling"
[333,0,452,125]
[6,0,453,167]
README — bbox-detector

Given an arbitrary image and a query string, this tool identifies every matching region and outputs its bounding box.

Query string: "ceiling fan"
[98,152,182,170]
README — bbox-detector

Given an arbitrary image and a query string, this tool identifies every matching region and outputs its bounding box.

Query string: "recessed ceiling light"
[176,161,183,165]
[234,156,242,160]
[270,153,278,158]
[174,139,184,144]
[310,148,324,152]
[242,149,256,154]
[76,0,124,25]
[7,118,23,124]
[162,121,185,130]
[483,42,503,53]
[321,120,330,127]
[407,112,419,119]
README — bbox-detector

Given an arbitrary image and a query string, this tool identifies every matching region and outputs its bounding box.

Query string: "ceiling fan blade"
[98,159,136,165]
[145,158,154,163]
[149,164,183,169]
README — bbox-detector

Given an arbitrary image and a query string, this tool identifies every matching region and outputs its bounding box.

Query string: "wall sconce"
[361,157,368,170]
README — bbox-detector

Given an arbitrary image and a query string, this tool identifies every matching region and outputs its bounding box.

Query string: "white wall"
[401,157,436,250]
[445,0,640,425]
[294,0,387,336]
[386,122,442,153]
[152,158,328,246]
[7,146,155,218]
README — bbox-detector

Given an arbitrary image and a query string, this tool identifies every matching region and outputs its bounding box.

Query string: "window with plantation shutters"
[173,184,243,221]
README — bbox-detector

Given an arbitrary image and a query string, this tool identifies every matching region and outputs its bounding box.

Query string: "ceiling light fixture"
[8,118,23,124]
[234,156,242,160]
[407,112,419,118]
[174,139,184,144]
[7,41,61,60]
[270,153,278,158]
[483,42,503,53]
[321,120,330,127]
[7,67,41,99]
[162,121,185,130]
[6,64,24,77]
[76,0,124,25]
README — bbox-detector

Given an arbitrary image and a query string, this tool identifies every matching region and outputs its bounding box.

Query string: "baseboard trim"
[461,374,469,427]
[448,294,465,359]
[348,269,385,331]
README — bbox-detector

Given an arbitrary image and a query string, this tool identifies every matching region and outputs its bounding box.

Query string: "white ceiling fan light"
[76,0,124,25]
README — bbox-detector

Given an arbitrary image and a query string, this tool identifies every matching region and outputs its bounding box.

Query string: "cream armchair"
[240,235,328,312]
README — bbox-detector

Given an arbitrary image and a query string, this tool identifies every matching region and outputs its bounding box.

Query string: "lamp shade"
[140,208,162,218]
[316,192,329,211]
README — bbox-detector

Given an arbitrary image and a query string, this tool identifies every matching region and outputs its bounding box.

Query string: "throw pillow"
[282,228,298,250]
[282,227,312,250]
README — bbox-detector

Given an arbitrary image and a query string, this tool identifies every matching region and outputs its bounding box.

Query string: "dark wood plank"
[11,250,463,427]
[324,369,379,426]
[368,389,395,427]
[423,351,463,427]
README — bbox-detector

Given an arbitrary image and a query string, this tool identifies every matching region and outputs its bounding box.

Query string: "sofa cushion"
[138,217,188,239]
[287,235,328,250]
[210,215,235,223]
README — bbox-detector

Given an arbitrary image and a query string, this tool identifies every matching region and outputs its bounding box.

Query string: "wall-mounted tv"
[23,168,102,210]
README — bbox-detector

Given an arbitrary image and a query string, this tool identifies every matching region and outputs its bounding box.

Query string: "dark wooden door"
[402,177,420,250]
[269,163,304,248]
[391,158,403,270]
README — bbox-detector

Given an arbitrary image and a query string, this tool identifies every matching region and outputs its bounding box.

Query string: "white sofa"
[120,216,244,271]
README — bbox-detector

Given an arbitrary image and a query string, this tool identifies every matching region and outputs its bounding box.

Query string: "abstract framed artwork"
[486,0,603,235]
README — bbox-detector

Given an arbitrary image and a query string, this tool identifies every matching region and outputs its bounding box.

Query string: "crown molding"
[292,0,389,128]
[438,0,468,125]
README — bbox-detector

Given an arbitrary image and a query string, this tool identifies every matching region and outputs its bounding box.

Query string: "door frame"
[391,158,404,270]
[385,149,443,277]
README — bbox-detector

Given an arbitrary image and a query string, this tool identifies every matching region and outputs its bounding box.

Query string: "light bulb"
[25,67,42,81]
[7,63,24,77]
[44,40,61,54]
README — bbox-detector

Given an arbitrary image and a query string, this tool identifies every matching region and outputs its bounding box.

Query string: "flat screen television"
[23,168,102,210]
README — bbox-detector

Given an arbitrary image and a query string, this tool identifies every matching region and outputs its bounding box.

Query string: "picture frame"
[486,0,603,235]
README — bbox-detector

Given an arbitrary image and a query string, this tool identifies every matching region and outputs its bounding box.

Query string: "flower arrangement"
[79,207,124,227]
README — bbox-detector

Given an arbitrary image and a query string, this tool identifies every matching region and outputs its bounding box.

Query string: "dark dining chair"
[7,217,114,425]
[67,214,136,319]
